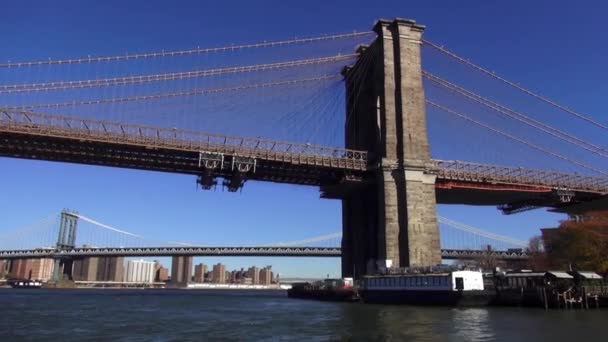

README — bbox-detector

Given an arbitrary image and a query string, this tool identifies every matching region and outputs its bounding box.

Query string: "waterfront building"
[171,256,193,285]
[125,260,156,283]
[247,266,260,284]
[241,277,253,285]
[212,263,226,283]
[260,266,272,285]
[156,266,169,282]
[0,260,7,279]
[30,258,54,281]
[72,257,99,281]
[9,259,33,280]
[194,263,207,283]
[97,257,125,282]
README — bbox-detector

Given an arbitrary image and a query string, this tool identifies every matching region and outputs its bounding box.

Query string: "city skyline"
[0,256,281,285]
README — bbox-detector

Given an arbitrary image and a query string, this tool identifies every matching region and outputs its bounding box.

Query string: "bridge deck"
[1,109,607,205]
[0,247,528,260]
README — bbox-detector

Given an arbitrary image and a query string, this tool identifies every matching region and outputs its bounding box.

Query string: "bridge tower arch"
[341,18,441,277]
[51,210,79,281]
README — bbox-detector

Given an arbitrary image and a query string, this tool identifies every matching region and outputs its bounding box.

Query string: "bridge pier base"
[341,18,441,278]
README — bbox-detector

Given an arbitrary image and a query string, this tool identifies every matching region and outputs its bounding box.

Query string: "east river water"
[0,288,606,341]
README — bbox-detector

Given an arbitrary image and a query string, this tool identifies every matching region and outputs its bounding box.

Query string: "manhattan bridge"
[1,18,607,280]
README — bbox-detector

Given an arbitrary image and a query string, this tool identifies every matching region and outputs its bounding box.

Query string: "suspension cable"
[426,100,608,176]
[4,75,341,110]
[0,55,355,94]
[268,232,342,247]
[423,71,608,157]
[438,216,527,247]
[423,39,608,131]
[0,31,374,68]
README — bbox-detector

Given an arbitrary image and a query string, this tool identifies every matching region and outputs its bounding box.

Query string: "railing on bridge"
[0,247,529,260]
[0,109,368,171]
[3,110,608,194]
[432,159,608,194]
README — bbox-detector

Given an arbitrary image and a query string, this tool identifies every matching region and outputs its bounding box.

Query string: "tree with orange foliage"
[544,211,608,275]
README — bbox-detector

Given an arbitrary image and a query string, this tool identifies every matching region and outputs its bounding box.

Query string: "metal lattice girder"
[0,110,368,170]
[2,109,608,194]
[431,159,608,194]
[0,247,528,260]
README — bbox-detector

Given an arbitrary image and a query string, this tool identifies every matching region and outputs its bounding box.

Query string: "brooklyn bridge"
[1,18,606,280]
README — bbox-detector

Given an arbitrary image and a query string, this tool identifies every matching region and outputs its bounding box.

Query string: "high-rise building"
[125,260,156,283]
[171,256,193,285]
[212,263,226,284]
[72,257,99,281]
[30,258,55,281]
[152,260,169,282]
[259,266,272,285]
[9,259,33,280]
[194,263,207,283]
[247,266,260,284]
[97,257,125,282]
[157,266,169,282]
[0,260,7,279]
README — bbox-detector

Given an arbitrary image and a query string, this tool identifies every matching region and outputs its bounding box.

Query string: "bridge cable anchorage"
[426,100,608,176]
[0,31,374,68]
[4,75,342,110]
[423,71,608,157]
[422,39,608,131]
[0,55,357,94]
[438,216,528,247]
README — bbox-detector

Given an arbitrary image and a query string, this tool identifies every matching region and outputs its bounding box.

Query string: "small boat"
[9,280,43,289]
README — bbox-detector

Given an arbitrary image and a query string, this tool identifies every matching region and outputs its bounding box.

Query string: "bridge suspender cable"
[4,75,342,110]
[437,216,528,247]
[423,71,608,157]
[422,39,608,131]
[426,100,608,176]
[0,31,374,68]
[267,232,342,247]
[0,55,356,94]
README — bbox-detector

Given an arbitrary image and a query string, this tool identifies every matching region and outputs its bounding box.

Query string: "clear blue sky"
[1,0,606,278]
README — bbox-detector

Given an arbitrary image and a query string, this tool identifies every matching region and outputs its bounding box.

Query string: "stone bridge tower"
[340,18,441,277]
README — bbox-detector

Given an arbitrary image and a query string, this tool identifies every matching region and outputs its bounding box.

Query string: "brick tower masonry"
[341,18,441,277]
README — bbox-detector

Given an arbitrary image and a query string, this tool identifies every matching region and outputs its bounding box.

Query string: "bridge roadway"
[1,109,607,211]
[0,246,528,260]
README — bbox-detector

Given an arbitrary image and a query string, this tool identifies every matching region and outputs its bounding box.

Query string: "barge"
[360,270,495,306]
[287,278,359,302]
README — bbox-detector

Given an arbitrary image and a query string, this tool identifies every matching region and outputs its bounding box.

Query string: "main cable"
[0,55,356,94]
[4,75,341,110]
[426,100,608,176]
[423,71,608,157]
[423,39,608,131]
[0,31,374,68]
